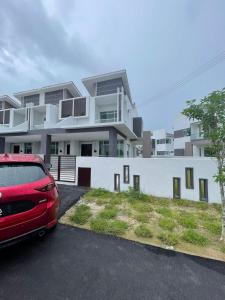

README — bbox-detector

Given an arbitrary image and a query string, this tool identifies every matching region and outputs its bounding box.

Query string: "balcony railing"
[191,133,205,140]
[95,117,117,124]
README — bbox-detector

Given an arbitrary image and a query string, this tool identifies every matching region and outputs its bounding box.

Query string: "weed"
[134,214,149,223]
[155,207,173,218]
[182,229,208,246]
[157,232,179,246]
[135,225,153,238]
[203,221,221,236]
[99,207,118,219]
[131,201,153,213]
[177,213,197,229]
[70,205,92,225]
[90,218,128,236]
[159,218,176,231]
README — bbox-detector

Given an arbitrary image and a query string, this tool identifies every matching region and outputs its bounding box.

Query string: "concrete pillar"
[109,128,117,157]
[142,131,152,158]
[0,137,6,154]
[184,142,193,156]
[40,134,51,164]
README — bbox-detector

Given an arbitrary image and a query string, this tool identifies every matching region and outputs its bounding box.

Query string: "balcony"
[190,133,205,140]
[95,93,120,124]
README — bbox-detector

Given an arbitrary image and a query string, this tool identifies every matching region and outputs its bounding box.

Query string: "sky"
[0,0,225,131]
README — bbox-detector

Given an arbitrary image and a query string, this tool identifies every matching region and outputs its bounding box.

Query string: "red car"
[0,154,60,247]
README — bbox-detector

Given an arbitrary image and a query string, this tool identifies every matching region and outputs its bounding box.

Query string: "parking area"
[0,185,225,300]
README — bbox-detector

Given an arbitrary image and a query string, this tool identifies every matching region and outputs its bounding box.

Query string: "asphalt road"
[0,185,225,300]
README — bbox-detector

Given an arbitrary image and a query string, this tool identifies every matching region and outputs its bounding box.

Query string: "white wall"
[76,157,221,203]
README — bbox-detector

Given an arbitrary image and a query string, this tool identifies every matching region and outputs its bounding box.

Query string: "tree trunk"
[218,159,225,241]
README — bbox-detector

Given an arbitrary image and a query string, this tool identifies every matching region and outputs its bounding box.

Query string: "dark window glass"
[51,142,58,155]
[4,110,10,124]
[61,100,73,118]
[24,143,32,154]
[100,111,117,123]
[185,168,194,189]
[114,174,120,192]
[199,179,208,202]
[74,98,86,116]
[118,94,122,121]
[133,175,140,191]
[0,163,46,187]
[97,78,123,96]
[173,177,181,199]
[123,165,130,184]
[0,111,3,124]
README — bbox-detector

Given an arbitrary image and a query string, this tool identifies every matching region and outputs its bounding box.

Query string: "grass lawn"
[60,188,225,261]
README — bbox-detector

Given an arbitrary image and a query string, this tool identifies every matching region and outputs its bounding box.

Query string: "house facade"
[0,70,143,162]
[173,115,210,157]
[151,129,174,156]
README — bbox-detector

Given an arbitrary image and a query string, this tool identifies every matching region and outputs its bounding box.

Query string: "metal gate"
[50,155,76,182]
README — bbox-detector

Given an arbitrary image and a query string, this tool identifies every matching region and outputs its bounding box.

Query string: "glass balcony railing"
[190,133,205,140]
[96,117,117,123]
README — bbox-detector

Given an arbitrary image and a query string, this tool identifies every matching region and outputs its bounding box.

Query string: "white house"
[151,129,174,156]
[0,70,144,161]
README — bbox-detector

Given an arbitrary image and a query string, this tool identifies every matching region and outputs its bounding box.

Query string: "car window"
[0,163,47,187]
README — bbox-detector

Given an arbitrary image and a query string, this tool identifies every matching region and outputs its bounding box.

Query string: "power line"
[138,49,225,108]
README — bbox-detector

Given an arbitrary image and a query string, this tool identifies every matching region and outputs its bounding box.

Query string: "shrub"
[90,218,128,236]
[203,221,221,235]
[177,213,197,229]
[134,214,149,223]
[135,225,153,238]
[159,218,176,231]
[70,204,92,225]
[182,230,208,246]
[155,207,173,218]
[157,232,179,246]
[131,201,153,213]
[99,207,118,219]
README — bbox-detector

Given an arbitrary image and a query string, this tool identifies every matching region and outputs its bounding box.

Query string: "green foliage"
[182,230,208,246]
[220,245,225,254]
[203,221,221,235]
[99,207,118,220]
[134,214,149,223]
[125,187,150,202]
[96,198,110,206]
[90,218,128,236]
[110,196,123,205]
[131,201,153,213]
[159,218,176,231]
[70,204,92,225]
[135,225,153,238]
[155,207,173,218]
[87,188,113,198]
[157,232,179,246]
[177,213,197,229]
[211,203,222,213]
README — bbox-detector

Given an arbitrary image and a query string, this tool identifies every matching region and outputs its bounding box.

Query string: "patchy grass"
[177,213,197,229]
[134,214,149,223]
[155,207,173,218]
[90,218,128,236]
[70,204,92,225]
[61,188,225,261]
[99,207,118,220]
[159,218,176,231]
[182,230,208,247]
[135,225,153,238]
[157,232,179,246]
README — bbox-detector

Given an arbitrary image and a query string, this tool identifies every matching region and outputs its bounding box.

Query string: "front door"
[78,167,91,187]
[81,144,92,156]
[13,145,20,154]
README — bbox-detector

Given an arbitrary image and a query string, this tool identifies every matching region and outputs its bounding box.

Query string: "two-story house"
[0,70,143,162]
[151,129,174,156]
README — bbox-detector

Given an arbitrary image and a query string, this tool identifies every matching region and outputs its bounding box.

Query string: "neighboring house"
[151,129,174,156]
[0,70,143,161]
[173,115,210,157]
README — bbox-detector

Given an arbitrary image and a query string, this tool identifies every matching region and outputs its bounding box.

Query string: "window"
[74,98,86,116]
[173,177,181,199]
[99,141,109,156]
[114,174,120,192]
[185,168,194,189]
[61,99,73,118]
[97,78,123,96]
[199,179,208,202]
[51,142,58,155]
[0,110,10,125]
[24,143,32,154]
[100,111,117,123]
[133,175,140,191]
[123,165,130,184]
[0,163,46,187]
[117,141,124,157]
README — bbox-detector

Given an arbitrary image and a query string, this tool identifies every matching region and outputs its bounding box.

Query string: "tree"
[182,89,225,241]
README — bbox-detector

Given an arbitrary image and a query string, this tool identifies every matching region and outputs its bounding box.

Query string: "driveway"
[0,185,225,300]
